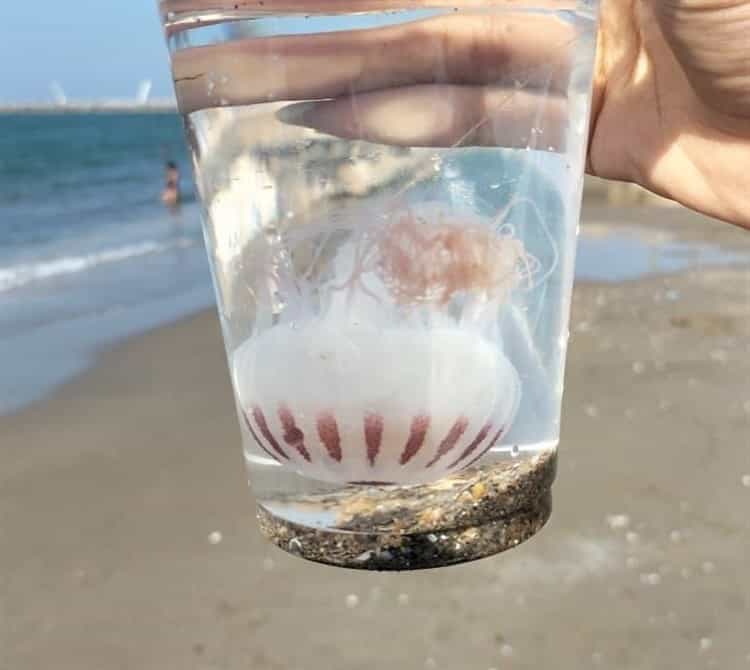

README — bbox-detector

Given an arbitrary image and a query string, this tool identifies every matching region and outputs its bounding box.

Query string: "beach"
[2,203,749,669]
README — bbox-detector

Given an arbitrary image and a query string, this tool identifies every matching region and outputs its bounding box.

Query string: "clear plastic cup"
[159,0,600,569]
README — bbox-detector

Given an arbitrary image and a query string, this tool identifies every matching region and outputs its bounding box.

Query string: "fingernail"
[276,102,316,127]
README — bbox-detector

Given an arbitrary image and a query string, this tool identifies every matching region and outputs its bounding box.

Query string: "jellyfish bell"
[233,320,521,484]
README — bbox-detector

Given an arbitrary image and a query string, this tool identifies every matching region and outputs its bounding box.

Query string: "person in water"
[161,161,181,208]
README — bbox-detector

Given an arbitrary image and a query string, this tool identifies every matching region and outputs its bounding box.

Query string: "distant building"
[0,80,176,114]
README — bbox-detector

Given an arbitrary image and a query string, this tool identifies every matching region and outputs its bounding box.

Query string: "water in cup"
[160,1,599,569]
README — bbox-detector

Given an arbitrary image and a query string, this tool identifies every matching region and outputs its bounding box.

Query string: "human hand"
[590,0,750,227]
[165,0,750,227]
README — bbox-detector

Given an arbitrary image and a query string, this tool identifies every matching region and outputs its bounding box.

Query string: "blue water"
[576,228,750,282]
[0,113,215,415]
[2,114,744,417]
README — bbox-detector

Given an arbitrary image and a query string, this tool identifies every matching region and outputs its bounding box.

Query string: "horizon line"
[0,101,178,113]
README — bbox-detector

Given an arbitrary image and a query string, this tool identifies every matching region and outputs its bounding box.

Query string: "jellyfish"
[232,201,538,485]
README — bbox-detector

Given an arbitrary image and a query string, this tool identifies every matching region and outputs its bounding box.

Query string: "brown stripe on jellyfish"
[278,405,312,462]
[252,406,289,460]
[364,413,384,466]
[447,422,493,470]
[425,416,469,467]
[399,414,431,465]
[242,410,281,463]
[317,411,342,462]
[462,425,505,470]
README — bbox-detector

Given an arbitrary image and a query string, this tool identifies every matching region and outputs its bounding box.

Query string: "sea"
[2,112,742,418]
[0,113,214,415]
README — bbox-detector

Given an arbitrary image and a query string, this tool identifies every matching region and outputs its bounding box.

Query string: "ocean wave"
[0,238,198,293]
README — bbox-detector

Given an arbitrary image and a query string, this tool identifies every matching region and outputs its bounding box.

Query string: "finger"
[276,84,566,149]
[172,12,576,114]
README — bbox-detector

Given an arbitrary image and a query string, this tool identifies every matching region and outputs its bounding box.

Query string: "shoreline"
[0,303,218,422]
[2,203,749,668]
[4,203,749,420]
[0,230,213,417]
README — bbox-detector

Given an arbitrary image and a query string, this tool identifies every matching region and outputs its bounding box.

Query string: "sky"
[0,2,174,104]
[0,4,446,105]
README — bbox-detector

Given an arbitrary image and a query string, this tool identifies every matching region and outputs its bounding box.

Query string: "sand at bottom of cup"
[256,449,555,571]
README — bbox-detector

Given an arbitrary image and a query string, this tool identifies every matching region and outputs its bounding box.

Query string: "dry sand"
[2,205,750,670]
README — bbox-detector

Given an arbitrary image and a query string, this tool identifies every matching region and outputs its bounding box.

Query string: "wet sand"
[2,205,750,669]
